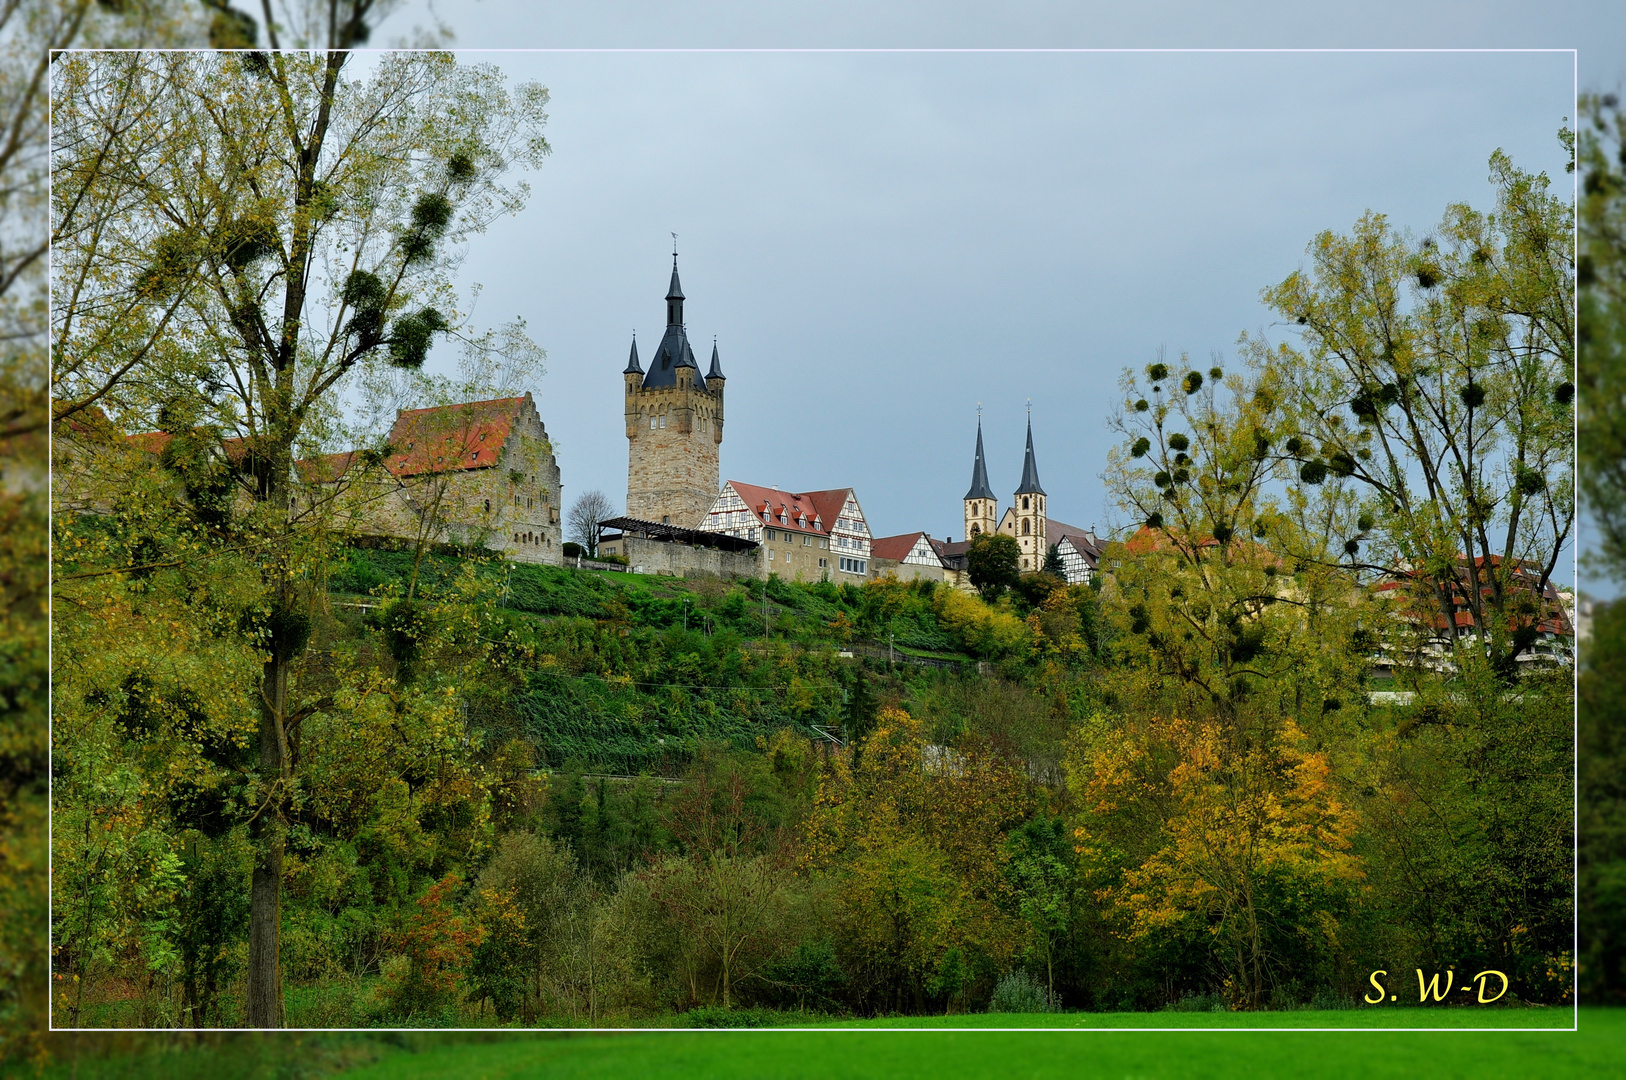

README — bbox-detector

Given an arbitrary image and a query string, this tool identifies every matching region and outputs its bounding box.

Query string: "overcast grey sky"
[353,4,1610,583]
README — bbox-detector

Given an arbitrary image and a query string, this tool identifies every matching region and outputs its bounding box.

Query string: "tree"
[803,707,1029,1014]
[1042,543,1064,576]
[1003,814,1076,1006]
[966,532,1020,601]
[4,0,213,1058]
[51,50,549,1027]
[568,489,617,557]
[1581,601,1626,1002]
[1068,712,1362,1009]
[1246,144,1574,669]
[1579,91,1626,1006]
[1581,93,1626,581]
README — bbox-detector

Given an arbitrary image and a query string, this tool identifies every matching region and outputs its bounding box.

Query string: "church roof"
[667,260,685,301]
[964,419,996,501]
[1015,417,1045,495]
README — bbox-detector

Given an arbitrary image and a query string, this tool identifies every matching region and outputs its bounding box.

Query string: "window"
[1023,519,1030,535]
[819,539,828,549]
[1023,496,1030,510]
[650,417,658,429]
[803,536,811,546]
[484,499,490,512]
[819,558,828,568]
[769,549,776,560]
[659,415,667,428]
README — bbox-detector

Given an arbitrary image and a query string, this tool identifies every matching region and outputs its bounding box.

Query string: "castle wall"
[606,534,761,579]
[867,557,945,583]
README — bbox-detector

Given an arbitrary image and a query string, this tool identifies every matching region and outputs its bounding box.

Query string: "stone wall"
[868,557,945,584]
[604,534,761,579]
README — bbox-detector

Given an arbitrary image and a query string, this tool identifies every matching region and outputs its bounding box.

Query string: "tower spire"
[666,237,685,326]
[965,413,996,501]
[1015,412,1045,496]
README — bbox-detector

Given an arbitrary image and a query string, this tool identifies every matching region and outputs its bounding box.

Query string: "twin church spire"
[963,411,1048,571]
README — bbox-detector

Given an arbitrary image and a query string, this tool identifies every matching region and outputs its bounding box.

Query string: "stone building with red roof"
[81,392,564,564]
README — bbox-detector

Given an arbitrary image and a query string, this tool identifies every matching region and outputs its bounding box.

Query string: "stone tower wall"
[625,371,723,528]
[964,496,998,542]
[1016,493,1046,571]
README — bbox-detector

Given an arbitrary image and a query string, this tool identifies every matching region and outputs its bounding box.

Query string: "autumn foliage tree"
[1068,713,1362,1009]
[803,707,1030,1013]
[51,50,549,1026]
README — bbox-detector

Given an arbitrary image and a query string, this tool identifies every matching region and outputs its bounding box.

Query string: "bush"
[987,969,1055,1013]
[677,1005,779,1027]
[1164,991,1228,1013]
[562,542,585,559]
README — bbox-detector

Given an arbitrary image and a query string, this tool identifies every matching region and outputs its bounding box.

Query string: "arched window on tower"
[1023,518,1031,535]
[1022,496,1030,510]
[971,524,980,536]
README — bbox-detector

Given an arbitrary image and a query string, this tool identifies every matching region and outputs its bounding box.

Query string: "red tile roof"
[295,450,360,483]
[870,531,934,562]
[723,481,838,536]
[124,429,252,465]
[385,397,523,478]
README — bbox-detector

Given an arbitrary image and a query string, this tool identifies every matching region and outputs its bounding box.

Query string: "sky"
[349,2,1622,586]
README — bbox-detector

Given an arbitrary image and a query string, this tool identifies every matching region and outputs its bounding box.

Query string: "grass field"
[333,1009,1615,1080]
[29,1009,1615,1080]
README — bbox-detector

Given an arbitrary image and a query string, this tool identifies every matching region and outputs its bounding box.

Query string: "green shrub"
[988,970,1055,1013]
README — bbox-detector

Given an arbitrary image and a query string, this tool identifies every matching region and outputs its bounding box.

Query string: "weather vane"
[671,232,678,260]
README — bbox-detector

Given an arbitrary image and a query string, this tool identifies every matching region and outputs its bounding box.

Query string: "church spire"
[1015,413,1045,495]
[624,332,642,374]
[964,416,996,501]
[666,242,684,326]
[708,338,725,380]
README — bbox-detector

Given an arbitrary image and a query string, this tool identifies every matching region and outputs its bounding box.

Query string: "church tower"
[1011,415,1046,571]
[624,252,725,527]
[963,415,998,541]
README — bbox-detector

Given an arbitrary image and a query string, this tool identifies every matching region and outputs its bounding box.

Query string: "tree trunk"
[247,625,290,1027]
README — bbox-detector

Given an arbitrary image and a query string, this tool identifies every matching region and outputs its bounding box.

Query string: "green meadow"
[27,1008,1610,1080]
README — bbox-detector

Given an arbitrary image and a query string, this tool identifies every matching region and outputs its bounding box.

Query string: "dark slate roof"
[624,336,642,374]
[1015,417,1045,495]
[667,260,684,300]
[641,323,706,390]
[708,341,725,380]
[964,420,996,501]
